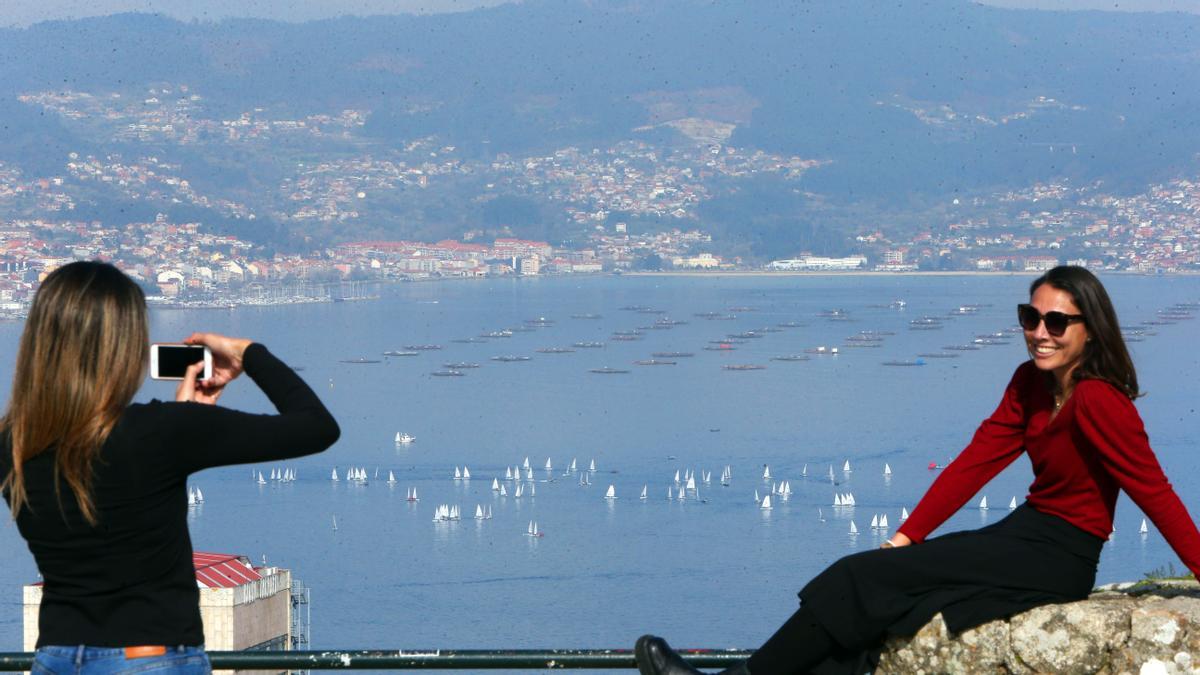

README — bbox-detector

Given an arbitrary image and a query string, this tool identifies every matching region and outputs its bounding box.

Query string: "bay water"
[1,273,1198,652]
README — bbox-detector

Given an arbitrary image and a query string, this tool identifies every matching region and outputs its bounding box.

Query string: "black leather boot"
[634,635,706,675]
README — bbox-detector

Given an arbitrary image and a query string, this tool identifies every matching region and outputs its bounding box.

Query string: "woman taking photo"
[636,265,1200,675]
[1,261,340,674]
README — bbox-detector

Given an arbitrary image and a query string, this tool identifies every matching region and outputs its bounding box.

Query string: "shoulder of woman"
[1073,378,1138,416]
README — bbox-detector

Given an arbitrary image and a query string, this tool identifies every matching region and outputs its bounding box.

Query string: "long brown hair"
[1030,265,1138,399]
[1,261,148,524]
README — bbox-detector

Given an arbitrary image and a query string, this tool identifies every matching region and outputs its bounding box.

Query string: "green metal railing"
[0,648,753,670]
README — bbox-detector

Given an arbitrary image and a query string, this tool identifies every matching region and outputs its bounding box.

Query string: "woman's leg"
[746,606,835,675]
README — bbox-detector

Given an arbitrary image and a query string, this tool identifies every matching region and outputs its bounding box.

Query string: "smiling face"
[1025,284,1089,389]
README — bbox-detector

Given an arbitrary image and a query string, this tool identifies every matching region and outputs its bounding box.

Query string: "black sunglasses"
[1017,304,1085,337]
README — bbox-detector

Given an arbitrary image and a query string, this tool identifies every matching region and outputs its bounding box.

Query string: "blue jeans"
[33,646,210,675]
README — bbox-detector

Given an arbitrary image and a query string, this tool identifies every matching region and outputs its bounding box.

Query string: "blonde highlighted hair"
[2,261,148,524]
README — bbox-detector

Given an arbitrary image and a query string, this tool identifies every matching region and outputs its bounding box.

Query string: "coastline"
[624,270,1200,278]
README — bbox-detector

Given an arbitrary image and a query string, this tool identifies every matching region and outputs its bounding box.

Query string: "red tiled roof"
[193,551,262,589]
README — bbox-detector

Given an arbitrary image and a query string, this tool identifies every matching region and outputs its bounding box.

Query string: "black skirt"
[798,504,1103,672]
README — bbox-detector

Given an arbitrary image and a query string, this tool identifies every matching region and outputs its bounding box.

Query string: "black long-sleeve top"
[1,343,340,647]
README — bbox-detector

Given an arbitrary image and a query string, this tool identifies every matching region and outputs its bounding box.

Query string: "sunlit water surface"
[1,274,1198,652]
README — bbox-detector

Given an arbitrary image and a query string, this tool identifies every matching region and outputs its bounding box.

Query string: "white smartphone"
[150,344,213,381]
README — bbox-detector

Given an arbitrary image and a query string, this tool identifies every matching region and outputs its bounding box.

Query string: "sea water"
[0,273,1197,651]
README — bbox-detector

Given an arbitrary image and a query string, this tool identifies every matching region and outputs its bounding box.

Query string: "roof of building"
[193,551,263,589]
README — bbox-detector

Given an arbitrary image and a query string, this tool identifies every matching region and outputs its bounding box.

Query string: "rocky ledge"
[877,580,1200,674]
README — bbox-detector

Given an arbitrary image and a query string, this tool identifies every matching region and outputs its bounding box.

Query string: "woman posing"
[1,261,340,674]
[636,266,1200,674]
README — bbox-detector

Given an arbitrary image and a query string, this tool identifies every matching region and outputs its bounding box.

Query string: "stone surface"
[874,582,1200,674]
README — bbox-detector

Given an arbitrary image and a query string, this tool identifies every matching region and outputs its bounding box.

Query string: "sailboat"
[900,507,910,522]
[703,471,711,483]
[545,458,552,471]
[492,478,501,491]
[589,459,596,472]
[523,457,531,469]
[760,494,773,510]
[667,486,674,500]
[257,472,266,485]
[525,520,543,537]
[463,467,471,480]
[569,458,577,472]
[846,493,855,506]
[762,465,771,480]
[843,460,852,472]
[979,496,989,510]
[515,483,524,498]
[387,471,396,485]
[195,487,204,503]
[525,467,534,481]
[187,489,196,506]
[677,486,686,501]
[754,489,761,503]
[475,504,485,520]
[397,433,414,444]
[685,475,696,491]
[499,484,508,496]
[395,432,401,443]
[883,463,892,476]
[801,464,808,477]
[1139,519,1149,534]
[870,514,879,529]
[605,484,617,500]
[834,494,842,507]
[331,515,338,531]
[640,485,648,500]
[674,470,681,484]
[406,487,419,502]
[453,467,462,480]
[879,514,889,529]
[849,521,858,534]
[1009,496,1018,510]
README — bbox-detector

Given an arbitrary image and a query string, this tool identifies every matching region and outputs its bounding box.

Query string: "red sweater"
[897,361,1200,577]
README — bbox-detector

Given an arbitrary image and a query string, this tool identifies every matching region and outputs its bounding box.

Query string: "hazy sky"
[1,0,1197,27]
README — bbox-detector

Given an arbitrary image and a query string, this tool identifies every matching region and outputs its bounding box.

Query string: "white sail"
[525,467,534,481]
[395,432,401,443]
[570,458,577,472]
[257,472,266,485]
[640,485,648,500]
[979,496,989,510]
[686,475,696,491]
[668,486,673,500]
[677,486,685,501]
[196,487,204,502]
[674,470,680,484]
[834,494,842,506]
[801,464,808,477]
[870,514,879,528]
[880,514,889,529]
[527,520,535,535]
[475,504,484,519]
[901,507,909,522]
[843,460,852,472]
[454,467,462,480]
[1009,496,1017,510]
[492,478,501,491]
[761,494,772,510]
[849,521,858,534]
[1139,518,1149,534]
[703,471,711,483]
[332,515,338,530]
[500,484,508,496]
[762,465,771,480]
[605,484,616,500]
[515,483,523,497]
[883,463,892,476]
[463,467,471,480]
[754,489,760,503]
[589,459,596,472]
[387,471,396,484]
[523,457,531,469]
[188,489,196,506]
[505,467,513,480]
[545,458,552,470]
[847,493,856,506]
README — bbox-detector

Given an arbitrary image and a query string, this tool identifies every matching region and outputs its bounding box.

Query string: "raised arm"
[159,342,340,475]
[896,363,1031,543]
[1075,381,1200,577]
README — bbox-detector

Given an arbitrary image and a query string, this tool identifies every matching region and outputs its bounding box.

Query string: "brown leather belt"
[124,646,168,659]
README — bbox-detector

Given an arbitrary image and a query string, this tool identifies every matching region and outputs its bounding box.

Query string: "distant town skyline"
[1,0,1198,27]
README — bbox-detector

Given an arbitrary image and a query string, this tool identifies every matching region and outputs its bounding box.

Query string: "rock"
[874,582,1200,674]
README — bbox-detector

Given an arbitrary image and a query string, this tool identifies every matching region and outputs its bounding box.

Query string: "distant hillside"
[0,0,1197,251]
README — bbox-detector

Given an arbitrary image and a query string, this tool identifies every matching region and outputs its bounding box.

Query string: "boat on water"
[525,520,544,537]
[525,317,555,326]
[979,496,989,510]
[605,485,617,500]
[443,362,480,369]
[634,359,676,366]
[491,355,532,362]
[402,344,443,351]
[771,355,810,362]
[480,330,514,338]
[382,350,419,357]
[723,364,766,371]
[396,433,415,445]
[431,370,464,377]
[573,341,606,348]
[640,485,647,500]
[590,367,630,374]
[652,352,695,358]
[702,345,736,351]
